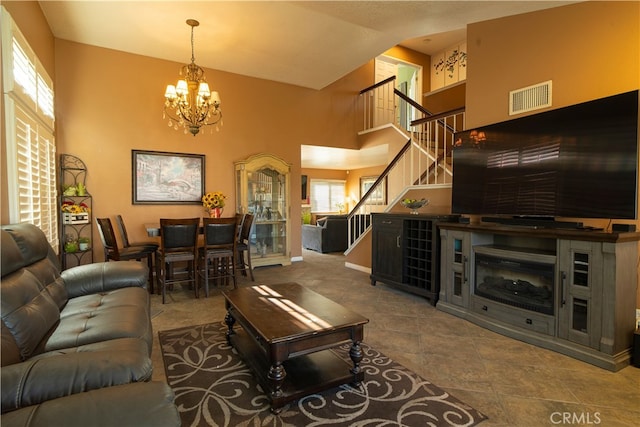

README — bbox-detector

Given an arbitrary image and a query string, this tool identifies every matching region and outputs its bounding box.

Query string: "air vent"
[509,81,552,115]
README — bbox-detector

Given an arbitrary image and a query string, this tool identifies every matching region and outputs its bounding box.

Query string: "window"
[309,179,345,213]
[2,8,58,250]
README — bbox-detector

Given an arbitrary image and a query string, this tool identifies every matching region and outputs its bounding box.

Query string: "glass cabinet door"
[235,154,291,268]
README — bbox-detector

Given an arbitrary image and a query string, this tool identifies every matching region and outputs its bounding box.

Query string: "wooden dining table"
[144,220,238,237]
[144,222,209,237]
[144,223,161,237]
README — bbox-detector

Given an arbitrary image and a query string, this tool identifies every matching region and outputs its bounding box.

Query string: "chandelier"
[164,19,222,136]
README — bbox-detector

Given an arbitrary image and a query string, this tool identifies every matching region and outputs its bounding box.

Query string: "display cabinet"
[234,153,291,268]
[59,154,93,269]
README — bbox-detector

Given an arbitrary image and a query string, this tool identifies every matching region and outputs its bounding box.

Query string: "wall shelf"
[59,154,93,269]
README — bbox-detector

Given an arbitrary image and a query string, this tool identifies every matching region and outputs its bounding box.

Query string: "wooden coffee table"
[223,282,369,412]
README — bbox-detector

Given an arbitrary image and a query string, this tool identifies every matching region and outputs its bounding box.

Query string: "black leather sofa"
[302,215,348,253]
[1,223,180,426]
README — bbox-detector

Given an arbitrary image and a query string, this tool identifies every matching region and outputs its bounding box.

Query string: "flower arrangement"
[61,201,90,213]
[202,191,226,210]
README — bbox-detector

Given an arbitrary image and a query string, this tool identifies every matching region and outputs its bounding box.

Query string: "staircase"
[346,77,465,250]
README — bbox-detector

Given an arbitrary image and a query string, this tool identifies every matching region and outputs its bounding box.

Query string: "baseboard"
[345,262,370,274]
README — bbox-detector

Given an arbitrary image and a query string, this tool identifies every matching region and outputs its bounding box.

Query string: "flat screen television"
[452,90,638,220]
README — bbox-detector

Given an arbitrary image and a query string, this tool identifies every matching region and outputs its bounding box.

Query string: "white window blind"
[2,7,58,250]
[310,179,345,212]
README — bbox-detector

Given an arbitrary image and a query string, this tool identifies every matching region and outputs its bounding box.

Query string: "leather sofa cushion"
[1,382,180,427]
[61,261,149,299]
[1,226,60,277]
[1,230,25,278]
[1,338,152,413]
[1,269,60,361]
[1,322,21,366]
[45,287,152,353]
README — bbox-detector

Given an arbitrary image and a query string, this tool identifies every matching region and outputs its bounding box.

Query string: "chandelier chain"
[190,24,196,64]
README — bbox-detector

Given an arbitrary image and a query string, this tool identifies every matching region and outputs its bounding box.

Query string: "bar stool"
[95,217,155,291]
[156,218,199,304]
[115,214,159,250]
[236,213,254,281]
[198,217,238,297]
[115,214,159,292]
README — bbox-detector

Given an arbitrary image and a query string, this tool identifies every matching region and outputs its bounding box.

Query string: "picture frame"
[301,175,308,202]
[132,150,205,204]
[360,176,387,205]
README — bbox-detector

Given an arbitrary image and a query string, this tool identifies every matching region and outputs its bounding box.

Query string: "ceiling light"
[163,19,222,136]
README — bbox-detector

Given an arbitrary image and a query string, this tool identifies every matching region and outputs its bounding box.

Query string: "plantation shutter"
[2,7,58,249]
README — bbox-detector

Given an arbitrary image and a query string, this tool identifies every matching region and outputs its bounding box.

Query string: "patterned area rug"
[159,323,487,427]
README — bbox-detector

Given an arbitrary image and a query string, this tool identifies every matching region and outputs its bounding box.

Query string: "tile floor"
[150,249,640,426]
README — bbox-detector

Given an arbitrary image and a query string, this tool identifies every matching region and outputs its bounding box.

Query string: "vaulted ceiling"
[39,1,573,90]
[38,1,574,169]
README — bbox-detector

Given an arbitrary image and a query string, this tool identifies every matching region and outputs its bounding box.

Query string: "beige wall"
[466,2,639,128]
[50,38,373,262]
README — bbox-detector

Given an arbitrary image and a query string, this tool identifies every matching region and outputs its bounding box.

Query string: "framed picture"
[132,150,205,204]
[360,176,386,205]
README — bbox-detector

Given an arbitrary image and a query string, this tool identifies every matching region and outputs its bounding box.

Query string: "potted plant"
[78,236,90,251]
[64,240,78,253]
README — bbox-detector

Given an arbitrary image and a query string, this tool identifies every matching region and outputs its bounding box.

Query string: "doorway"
[374,55,422,131]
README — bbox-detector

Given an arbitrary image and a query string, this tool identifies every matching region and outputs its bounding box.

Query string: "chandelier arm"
[200,114,223,127]
[163,106,183,124]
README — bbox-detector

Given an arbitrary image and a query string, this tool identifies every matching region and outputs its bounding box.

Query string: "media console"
[437,222,640,371]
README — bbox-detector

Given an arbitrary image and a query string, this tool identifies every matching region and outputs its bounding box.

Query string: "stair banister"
[350,77,465,249]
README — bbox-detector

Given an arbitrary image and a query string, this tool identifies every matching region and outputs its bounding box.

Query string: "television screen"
[452,90,638,219]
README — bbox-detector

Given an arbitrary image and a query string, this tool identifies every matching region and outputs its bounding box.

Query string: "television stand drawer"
[471,296,555,335]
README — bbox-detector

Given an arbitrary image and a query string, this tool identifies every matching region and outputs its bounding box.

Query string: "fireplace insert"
[475,253,554,315]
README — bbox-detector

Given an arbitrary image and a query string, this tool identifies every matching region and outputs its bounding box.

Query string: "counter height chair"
[115,214,159,250]
[156,218,199,304]
[96,217,155,292]
[115,214,159,291]
[236,213,255,281]
[198,217,238,297]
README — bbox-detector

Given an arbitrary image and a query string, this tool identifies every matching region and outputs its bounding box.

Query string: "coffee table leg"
[349,340,363,385]
[224,312,236,344]
[268,362,286,399]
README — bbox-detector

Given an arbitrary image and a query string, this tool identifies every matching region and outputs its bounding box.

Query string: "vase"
[209,207,223,218]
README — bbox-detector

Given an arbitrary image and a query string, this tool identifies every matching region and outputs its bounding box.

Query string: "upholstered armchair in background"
[301,215,348,253]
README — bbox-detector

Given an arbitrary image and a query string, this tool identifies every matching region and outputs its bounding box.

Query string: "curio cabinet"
[235,153,291,268]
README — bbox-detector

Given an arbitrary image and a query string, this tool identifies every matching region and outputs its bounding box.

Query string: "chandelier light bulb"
[165,85,177,100]
[175,80,188,96]
[198,82,211,99]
